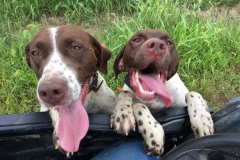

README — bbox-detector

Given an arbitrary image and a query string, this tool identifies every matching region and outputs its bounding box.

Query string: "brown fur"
[113,28,179,79]
[25,25,111,82]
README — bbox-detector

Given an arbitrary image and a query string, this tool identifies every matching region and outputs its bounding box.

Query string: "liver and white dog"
[25,25,117,155]
[110,28,214,156]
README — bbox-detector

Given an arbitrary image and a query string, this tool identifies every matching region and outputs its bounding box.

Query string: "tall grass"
[177,0,240,10]
[0,0,239,113]
[104,1,240,107]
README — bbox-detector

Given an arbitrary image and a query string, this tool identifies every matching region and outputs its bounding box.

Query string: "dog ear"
[25,43,32,68]
[167,45,179,79]
[100,46,112,74]
[90,34,111,74]
[113,46,125,78]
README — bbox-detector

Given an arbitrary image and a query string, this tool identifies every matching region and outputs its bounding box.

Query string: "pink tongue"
[58,97,89,152]
[139,72,172,107]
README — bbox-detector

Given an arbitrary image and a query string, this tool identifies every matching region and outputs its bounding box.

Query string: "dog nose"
[38,81,67,105]
[146,39,166,54]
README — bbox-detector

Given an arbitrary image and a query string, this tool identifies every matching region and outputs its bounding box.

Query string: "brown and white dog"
[25,25,117,156]
[110,28,214,156]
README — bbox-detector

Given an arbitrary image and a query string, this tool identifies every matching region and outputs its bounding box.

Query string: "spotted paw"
[186,91,214,138]
[133,103,164,157]
[110,91,135,135]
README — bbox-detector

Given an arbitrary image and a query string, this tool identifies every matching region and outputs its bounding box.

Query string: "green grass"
[0,0,239,114]
[178,0,240,10]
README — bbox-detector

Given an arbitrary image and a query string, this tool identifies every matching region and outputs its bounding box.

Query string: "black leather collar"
[124,73,135,91]
[89,71,103,93]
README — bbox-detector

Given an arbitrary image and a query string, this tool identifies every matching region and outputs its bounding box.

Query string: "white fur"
[133,103,164,156]
[84,73,117,114]
[110,91,135,135]
[186,91,214,137]
[35,27,117,155]
[38,27,81,108]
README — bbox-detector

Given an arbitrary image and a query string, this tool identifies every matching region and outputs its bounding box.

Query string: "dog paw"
[110,91,135,135]
[186,91,214,138]
[133,103,164,157]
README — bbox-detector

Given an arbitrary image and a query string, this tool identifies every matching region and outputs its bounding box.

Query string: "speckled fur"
[35,27,117,156]
[111,29,214,157]
[186,91,214,137]
[111,74,214,157]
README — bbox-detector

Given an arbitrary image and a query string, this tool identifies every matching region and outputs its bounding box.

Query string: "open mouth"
[55,80,90,153]
[129,64,172,107]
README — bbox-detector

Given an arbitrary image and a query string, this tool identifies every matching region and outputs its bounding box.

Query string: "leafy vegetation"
[0,0,239,113]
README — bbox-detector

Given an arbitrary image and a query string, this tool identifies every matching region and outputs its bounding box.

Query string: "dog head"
[114,28,179,107]
[25,25,112,153]
[25,25,112,107]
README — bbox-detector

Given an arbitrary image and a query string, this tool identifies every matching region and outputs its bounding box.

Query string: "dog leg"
[110,91,135,135]
[186,91,214,138]
[133,103,164,157]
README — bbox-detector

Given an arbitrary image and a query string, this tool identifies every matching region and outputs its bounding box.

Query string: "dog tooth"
[66,152,70,157]
[55,143,59,149]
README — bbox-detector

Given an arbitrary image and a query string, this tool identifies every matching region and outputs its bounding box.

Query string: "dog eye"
[72,46,81,51]
[165,41,172,45]
[132,38,141,43]
[31,51,41,56]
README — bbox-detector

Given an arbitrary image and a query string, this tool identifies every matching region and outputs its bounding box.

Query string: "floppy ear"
[113,46,125,78]
[167,44,179,80]
[25,43,32,68]
[89,34,111,74]
[100,46,112,74]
